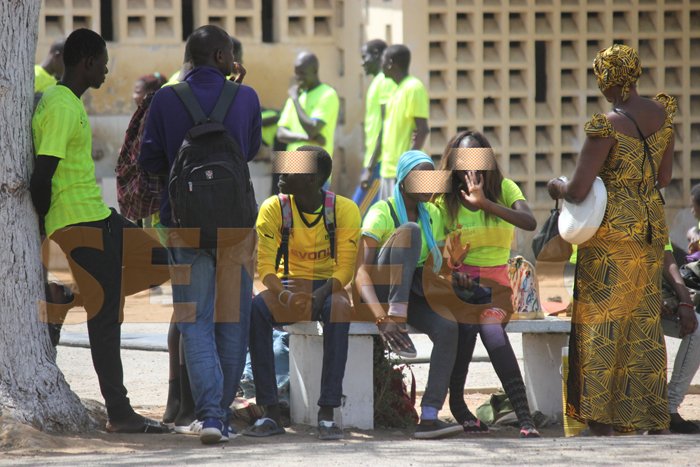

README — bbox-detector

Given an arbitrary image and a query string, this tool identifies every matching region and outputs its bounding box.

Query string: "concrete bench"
[285,317,571,429]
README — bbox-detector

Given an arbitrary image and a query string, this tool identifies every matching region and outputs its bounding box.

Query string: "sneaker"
[519,424,541,438]
[174,419,202,435]
[462,418,489,434]
[318,420,344,440]
[200,417,228,445]
[413,420,463,439]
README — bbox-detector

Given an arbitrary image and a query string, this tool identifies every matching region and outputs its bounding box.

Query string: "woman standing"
[547,44,676,435]
[435,130,540,437]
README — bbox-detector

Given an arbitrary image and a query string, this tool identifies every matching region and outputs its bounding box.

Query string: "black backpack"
[168,80,257,248]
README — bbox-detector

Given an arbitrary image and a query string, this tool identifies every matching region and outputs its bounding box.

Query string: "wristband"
[678,302,694,310]
[375,315,390,326]
[278,289,292,306]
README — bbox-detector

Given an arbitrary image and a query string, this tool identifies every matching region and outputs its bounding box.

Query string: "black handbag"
[531,199,573,262]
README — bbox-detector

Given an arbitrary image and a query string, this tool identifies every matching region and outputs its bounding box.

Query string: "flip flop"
[242,417,285,437]
[106,414,169,434]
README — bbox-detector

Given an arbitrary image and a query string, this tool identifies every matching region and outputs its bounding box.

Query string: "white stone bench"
[285,317,571,429]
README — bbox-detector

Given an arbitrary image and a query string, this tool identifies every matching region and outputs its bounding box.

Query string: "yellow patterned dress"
[567,93,677,431]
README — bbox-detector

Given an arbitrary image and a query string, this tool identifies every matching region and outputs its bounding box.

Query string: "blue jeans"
[169,241,254,422]
[662,311,700,412]
[242,329,290,404]
[249,279,351,408]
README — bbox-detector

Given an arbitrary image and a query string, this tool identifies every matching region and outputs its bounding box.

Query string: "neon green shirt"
[437,178,526,267]
[34,65,57,93]
[261,109,279,147]
[32,85,110,237]
[380,75,429,179]
[363,73,397,168]
[278,83,339,157]
[362,197,445,266]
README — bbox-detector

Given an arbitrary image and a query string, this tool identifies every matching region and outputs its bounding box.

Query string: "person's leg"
[448,324,479,424]
[213,256,253,426]
[273,329,290,405]
[171,247,224,423]
[163,320,181,424]
[317,287,351,415]
[662,314,700,433]
[375,222,422,319]
[478,309,538,436]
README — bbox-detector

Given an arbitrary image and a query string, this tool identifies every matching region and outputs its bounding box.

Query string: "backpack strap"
[209,81,240,123]
[386,199,400,229]
[172,82,207,125]
[275,194,294,277]
[322,190,337,263]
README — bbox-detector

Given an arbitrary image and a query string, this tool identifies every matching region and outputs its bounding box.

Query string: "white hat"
[558,177,607,245]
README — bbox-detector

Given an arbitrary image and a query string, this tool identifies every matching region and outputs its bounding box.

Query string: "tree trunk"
[0,0,92,432]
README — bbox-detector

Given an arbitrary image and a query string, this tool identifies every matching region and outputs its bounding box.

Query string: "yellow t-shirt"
[380,75,429,179]
[363,73,397,168]
[437,178,526,267]
[362,198,445,266]
[32,85,110,237]
[256,194,360,285]
[277,83,339,157]
[34,65,57,93]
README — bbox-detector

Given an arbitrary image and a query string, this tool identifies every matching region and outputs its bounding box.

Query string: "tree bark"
[0,0,92,432]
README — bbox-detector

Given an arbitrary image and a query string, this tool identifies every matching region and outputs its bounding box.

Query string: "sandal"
[241,417,285,437]
[106,414,169,434]
[318,420,344,440]
[519,425,541,438]
[462,418,489,434]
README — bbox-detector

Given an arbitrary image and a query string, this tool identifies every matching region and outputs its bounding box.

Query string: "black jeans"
[52,210,136,420]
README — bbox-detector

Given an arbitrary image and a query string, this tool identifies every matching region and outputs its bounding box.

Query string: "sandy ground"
[3,277,700,464]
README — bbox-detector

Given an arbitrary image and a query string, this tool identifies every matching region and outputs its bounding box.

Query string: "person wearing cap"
[355,150,463,439]
[547,44,676,435]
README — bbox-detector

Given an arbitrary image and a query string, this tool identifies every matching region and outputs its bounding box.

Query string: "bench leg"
[289,334,375,429]
[521,332,569,421]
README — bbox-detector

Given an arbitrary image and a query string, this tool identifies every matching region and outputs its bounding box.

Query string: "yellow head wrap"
[592,44,642,102]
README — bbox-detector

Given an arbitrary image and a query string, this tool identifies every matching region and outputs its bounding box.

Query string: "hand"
[459,171,486,209]
[451,271,473,290]
[547,177,566,200]
[288,84,299,99]
[230,62,247,83]
[678,306,698,338]
[444,230,470,269]
[310,288,330,321]
[377,318,414,352]
[689,240,700,254]
[360,168,371,189]
[310,133,326,146]
[287,292,312,312]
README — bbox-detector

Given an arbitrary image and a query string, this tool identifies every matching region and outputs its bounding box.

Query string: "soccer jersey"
[32,85,110,237]
[257,194,360,285]
[379,75,429,179]
[363,73,397,168]
[437,178,526,267]
[362,197,445,266]
[277,83,339,157]
[34,65,57,93]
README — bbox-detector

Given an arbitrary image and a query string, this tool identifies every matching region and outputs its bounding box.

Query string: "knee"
[398,222,422,248]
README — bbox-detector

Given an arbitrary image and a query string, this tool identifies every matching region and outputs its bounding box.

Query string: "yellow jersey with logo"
[256,194,360,285]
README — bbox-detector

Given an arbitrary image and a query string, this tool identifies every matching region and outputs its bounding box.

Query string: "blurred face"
[361,45,380,76]
[294,62,316,90]
[87,48,109,89]
[132,80,146,106]
[402,162,434,203]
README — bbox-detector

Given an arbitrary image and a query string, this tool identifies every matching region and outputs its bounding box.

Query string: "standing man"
[34,39,65,94]
[139,25,262,444]
[30,28,166,434]
[276,52,339,158]
[379,45,430,199]
[352,39,397,216]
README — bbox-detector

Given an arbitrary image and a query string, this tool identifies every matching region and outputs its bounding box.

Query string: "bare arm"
[411,117,430,150]
[663,250,698,338]
[354,235,385,320]
[548,135,614,203]
[275,126,309,145]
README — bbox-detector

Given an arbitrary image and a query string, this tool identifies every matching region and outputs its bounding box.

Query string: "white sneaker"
[174,419,202,435]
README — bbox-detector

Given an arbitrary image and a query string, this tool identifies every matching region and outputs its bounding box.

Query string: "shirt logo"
[205,170,214,180]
